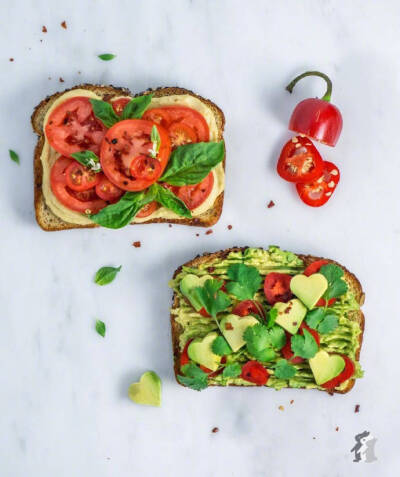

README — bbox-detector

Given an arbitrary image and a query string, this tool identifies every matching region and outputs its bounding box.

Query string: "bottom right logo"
[351,431,378,463]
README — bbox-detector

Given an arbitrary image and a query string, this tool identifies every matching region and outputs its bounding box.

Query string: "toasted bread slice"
[31,84,225,231]
[170,247,365,394]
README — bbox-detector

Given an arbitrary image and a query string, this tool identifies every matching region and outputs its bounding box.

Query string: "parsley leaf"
[194,279,231,318]
[177,364,208,391]
[306,308,339,334]
[266,307,278,328]
[226,264,262,300]
[222,363,242,378]
[317,314,339,334]
[274,359,296,379]
[319,264,348,300]
[95,319,106,337]
[94,265,122,285]
[211,336,232,356]
[291,329,318,359]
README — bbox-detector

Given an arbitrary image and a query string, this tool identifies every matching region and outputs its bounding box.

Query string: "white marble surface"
[1,0,399,475]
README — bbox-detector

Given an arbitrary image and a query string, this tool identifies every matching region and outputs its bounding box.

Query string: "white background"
[1,1,399,476]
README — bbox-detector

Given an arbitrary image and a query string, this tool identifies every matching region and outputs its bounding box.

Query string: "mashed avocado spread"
[170,246,363,391]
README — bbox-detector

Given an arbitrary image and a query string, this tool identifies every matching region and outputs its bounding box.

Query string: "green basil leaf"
[9,149,20,164]
[71,150,101,172]
[95,319,106,337]
[160,141,225,186]
[121,94,153,120]
[94,265,122,285]
[98,53,116,61]
[150,183,192,218]
[90,99,120,128]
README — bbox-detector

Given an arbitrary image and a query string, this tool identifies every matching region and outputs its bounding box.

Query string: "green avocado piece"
[290,273,328,309]
[188,332,221,371]
[220,314,259,352]
[273,299,307,334]
[180,274,213,311]
[309,350,345,385]
[128,371,161,407]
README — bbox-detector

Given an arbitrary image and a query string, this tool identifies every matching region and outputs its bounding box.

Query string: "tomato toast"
[32,85,225,231]
[169,246,364,393]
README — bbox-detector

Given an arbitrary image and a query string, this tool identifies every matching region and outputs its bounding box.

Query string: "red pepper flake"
[168,224,172,228]
[211,427,219,433]
[227,225,232,230]
[354,404,360,413]
[42,26,47,33]
[196,233,199,237]
[267,200,275,209]
[290,400,294,404]
[133,241,141,248]
[61,21,67,29]
[335,426,339,432]
[208,266,215,273]
[59,77,65,83]
[225,323,234,331]
[205,229,213,235]
[9,58,14,62]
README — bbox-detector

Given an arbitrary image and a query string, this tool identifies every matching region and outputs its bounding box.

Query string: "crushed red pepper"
[212,427,219,433]
[61,21,67,29]
[42,26,47,33]
[133,241,141,248]
[267,200,275,208]
[205,229,213,235]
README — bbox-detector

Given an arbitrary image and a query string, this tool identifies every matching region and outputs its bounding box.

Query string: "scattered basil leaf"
[121,94,153,120]
[274,359,296,379]
[71,150,101,172]
[291,329,318,359]
[90,99,120,128]
[319,264,348,300]
[194,279,231,318]
[222,363,242,378]
[211,336,232,356]
[150,183,192,218]
[94,265,122,285]
[177,363,208,391]
[9,149,19,164]
[95,319,106,337]
[225,263,262,300]
[98,53,116,61]
[160,141,225,186]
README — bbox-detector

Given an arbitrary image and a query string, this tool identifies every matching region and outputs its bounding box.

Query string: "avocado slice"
[273,299,307,334]
[220,314,259,352]
[290,273,328,309]
[128,371,161,407]
[309,350,345,385]
[187,332,222,371]
[180,274,213,311]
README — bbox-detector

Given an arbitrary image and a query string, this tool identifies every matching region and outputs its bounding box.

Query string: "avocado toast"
[169,246,364,393]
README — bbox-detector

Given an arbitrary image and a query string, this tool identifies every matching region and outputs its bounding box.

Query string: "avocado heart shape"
[290,273,328,309]
[180,274,213,311]
[309,350,345,385]
[273,299,307,334]
[188,332,221,371]
[220,314,259,352]
[128,371,161,407]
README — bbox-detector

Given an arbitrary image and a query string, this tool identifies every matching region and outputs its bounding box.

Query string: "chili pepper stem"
[286,71,333,102]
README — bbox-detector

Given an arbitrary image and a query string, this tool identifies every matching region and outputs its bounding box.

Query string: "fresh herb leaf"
[267,326,286,350]
[98,53,116,61]
[305,308,339,334]
[243,324,281,362]
[94,265,121,285]
[177,363,208,391]
[225,263,262,300]
[121,94,153,120]
[317,313,339,334]
[149,125,161,158]
[9,149,19,164]
[211,336,232,356]
[160,141,225,186]
[319,264,348,300]
[150,183,192,218]
[266,307,278,328]
[305,308,326,329]
[194,279,231,318]
[95,319,106,337]
[71,150,101,172]
[222,363,242,378]
[90,98,120,128]
[291,329,318,359]
[274,359,296,379]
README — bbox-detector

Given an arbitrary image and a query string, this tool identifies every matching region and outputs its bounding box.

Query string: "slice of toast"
[31,84,225,231]
[170,247,365,394]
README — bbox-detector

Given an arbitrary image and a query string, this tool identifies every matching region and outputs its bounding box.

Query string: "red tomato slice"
[180,340,192,368]
[240,361,270,386]
[232,300,265,318]
[65,161,100,192]
[296,161,340,207]
[281,323,320,365]
[174,172,214,210]
[168,122,198,148]
[129,155,162,181]
[277,136,324,183]
[95,175,124,202]
[136,201,159,218]
[111,98,130,115]
[100,120,171,191]
[264,273,293,305]
[321,355,355,389]
[45,97,107,157]
[50,157,106,214]
[304,259,336,307]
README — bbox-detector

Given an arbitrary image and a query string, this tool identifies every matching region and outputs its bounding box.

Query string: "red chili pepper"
[296,161,340,207]
[286,71,343,147]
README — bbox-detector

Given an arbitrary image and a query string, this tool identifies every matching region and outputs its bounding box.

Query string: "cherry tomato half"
[232,300,265,319]
[321,355,355,389]
[296,161,340,207]
[264,273,293,305]
[129,155,162,181]
[111,97,130,116]
[65,161,100,192]
[240,361,270,386]
[136,201,159,218]
[95,175,124,202]
[174,172,214,210]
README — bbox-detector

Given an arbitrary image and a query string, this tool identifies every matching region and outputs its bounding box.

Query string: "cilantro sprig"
[225,264,262,300]
[243,324,285,362]
[211,336,232,356]
[305,308,339,334]
[177,364,208,391]
[319,264,348,300]
[274,359,296,379]
[194,279,231,318]
[222,363,242,378]
[290,329,318,359]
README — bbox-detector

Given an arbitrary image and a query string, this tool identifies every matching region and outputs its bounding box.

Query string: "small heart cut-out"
[309,350,345,385]
[290,273,328,309]
[220,314,259,352]
[128,371,161,407]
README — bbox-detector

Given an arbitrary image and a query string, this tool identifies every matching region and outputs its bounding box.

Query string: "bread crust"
[31,84,225,231]
[170,248,364,394]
